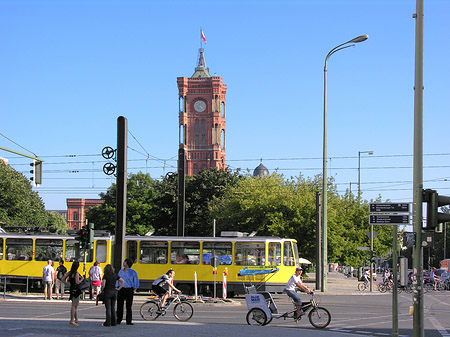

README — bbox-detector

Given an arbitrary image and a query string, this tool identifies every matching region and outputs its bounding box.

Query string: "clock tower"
[177,46,227,176]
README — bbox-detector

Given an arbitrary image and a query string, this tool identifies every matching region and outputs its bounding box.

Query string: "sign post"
[369,202,410,337]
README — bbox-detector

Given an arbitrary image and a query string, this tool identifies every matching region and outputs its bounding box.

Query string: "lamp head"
[350,35,369,43]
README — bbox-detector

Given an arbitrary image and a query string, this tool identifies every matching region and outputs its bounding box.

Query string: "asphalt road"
[0,273,449,337]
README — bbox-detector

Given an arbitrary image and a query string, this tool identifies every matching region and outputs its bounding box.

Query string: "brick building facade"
[66,198,104,230]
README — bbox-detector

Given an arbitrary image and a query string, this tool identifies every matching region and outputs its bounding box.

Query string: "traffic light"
[29,160,42,186]
[423,189,450,231]
[79,225,88,248]
[86,222,94,249]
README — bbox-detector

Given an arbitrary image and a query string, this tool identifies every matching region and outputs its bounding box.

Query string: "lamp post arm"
[324,44,355,70]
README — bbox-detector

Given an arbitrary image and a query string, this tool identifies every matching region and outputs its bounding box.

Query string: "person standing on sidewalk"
[116,258,139,325]
[62,261,84,327]
[55,259,67,300]
[89,260,102,300]
[101,264,124,327]
[42,260,55,300]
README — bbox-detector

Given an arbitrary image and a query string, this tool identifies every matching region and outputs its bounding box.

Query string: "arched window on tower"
[201,120,206,145]
[73,212,78,221]
[221,102,225,118]
[193,164,198,176]
[179,124,184,145]
[221,129,225,150]
[179,96,184,113]
[195,119,199,146]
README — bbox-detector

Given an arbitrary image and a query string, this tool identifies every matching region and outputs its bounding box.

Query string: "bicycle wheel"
[246,308,267,326]
[377,283,386,293]
[173,302,194,321]
[140,301,160,321]
[424,283,433,293]
[308,307,331,329]
[358,282,366,291]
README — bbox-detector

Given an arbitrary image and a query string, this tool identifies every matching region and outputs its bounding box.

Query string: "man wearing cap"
[285,267,312,320]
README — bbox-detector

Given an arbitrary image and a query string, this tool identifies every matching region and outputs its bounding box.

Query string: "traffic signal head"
[29,160,42,186]
[423,189,450,231]
[87,222,94,249]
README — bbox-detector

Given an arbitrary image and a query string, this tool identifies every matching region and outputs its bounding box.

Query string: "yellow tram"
[0,231,299,296]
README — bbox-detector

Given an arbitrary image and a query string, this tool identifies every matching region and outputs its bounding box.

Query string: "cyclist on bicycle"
[363,269,370,286]
[383,269,392,285]
[285,267,312,319]
[152,269,181,310]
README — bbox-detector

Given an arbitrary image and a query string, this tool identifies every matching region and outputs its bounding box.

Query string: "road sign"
[357,247,370,251]
[369,203,410,213]
[369,214,410,225]
[366,231,378,240]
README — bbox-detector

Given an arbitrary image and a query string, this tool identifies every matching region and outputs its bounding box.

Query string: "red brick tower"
[177,41,227,176]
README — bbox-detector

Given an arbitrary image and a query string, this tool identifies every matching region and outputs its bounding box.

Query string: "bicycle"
[358,280,370,291]
[140,292,194,322]
[246,291,331,329]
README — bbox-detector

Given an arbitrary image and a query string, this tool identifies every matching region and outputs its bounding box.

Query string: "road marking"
[429,316,449,336]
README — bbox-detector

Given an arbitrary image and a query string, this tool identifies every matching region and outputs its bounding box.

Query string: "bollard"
[222,272,227,300]
[194,271,198,300]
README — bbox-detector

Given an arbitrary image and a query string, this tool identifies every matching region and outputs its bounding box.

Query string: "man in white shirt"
[285,267,312,319]
[42,260,55,300]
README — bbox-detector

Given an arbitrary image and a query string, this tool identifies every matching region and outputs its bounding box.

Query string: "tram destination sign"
[369,203,410,213]
[369,214,410,225]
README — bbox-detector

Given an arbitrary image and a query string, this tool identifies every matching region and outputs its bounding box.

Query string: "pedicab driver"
[285,267,312,319]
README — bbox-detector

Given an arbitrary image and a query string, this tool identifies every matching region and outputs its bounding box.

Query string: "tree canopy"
[0,161,69,232]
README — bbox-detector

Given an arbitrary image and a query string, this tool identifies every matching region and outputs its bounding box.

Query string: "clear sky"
[1,0,449,212]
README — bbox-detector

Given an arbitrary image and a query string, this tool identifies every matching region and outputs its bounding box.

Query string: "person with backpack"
[42,259,55,300]
[55,259,67,300]
[89,260,102,301]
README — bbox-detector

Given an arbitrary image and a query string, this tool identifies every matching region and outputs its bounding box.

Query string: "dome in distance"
[253,162,269,177]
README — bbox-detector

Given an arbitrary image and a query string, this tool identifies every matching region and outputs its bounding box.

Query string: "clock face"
[194,100,206,112]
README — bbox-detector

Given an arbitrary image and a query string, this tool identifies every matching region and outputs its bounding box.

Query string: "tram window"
[96,240,107,263]
[0,238,3,260]
[5,238,33,261]
[202,242,232,265]
[293,242,299,266]
[268,242,281,266]
[140,241,168,264]
[126,241,137,264]
[35,239,63,261]
[283,241,295,266]
[65,240,93,262]
[171,241,200,265]
[235,242,265,266]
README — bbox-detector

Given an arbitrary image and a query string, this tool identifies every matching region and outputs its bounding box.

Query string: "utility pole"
[114,116,127,273]
[412,0,424,335]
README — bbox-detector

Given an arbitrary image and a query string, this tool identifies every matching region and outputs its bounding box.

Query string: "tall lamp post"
[358,150,373,291]
[322,35,368,292]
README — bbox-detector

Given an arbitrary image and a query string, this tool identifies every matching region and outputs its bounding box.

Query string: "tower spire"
[192,28,210,78]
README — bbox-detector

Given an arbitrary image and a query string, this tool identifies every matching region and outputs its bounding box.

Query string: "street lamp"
[322,35,368,292]
[358,150,374,291]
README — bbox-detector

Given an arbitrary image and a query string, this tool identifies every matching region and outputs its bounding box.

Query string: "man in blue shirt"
[117,258,139,325]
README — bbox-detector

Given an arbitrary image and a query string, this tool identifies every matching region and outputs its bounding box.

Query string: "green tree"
[47,211,69,234]
[151,169,243,236]
[86,172,158,235]
[0,161,48,228]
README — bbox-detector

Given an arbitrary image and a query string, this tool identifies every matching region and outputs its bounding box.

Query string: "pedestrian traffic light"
[423,189,450,231]
[29,160,42,186]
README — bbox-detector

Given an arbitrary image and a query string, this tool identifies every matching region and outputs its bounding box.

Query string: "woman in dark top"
[61,261,84,327]
[101,264,124,326]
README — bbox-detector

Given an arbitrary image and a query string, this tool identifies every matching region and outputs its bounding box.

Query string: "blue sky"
[1,0,449,212]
